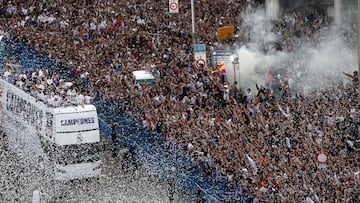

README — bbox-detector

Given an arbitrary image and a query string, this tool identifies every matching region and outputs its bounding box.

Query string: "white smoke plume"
[227,8,357,94]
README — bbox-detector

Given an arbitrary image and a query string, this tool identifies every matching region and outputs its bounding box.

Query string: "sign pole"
[194,44,207,68]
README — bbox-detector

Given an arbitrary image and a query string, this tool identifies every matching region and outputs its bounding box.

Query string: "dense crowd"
[0,0,359,202]
[1,65,93,107]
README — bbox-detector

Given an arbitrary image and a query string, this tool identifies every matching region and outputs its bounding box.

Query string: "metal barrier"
[0,35,253,203]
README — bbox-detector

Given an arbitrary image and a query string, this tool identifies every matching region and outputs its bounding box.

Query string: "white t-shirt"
[98,20,107,30]
[76,94,85,105]
[53,95,63,107]
[3,70,12,79]
[84,95,92,104]
[18,73,27,80]
[46,78,53,85]
[80,71,89,79]
[66,88,76,97]
[47,95,56,106]
[63,82,73,90]
[247,91,254,101]
[60,20,69,28]
[136,18,145,25]
[36,82,45,91]
[21,8,28,15]
[37,91,47,102]
[31,71,38,79]
[38,69,44,78]
[16,80,24,88]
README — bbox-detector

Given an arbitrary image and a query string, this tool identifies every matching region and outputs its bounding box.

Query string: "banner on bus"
[55,109,99,133]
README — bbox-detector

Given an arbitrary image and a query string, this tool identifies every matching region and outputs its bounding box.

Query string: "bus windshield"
[53,143,102,165]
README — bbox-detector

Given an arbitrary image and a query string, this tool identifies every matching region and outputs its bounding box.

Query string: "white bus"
[0,78,102,180]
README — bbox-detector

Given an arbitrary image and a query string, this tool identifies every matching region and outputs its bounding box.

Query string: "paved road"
[0,138,192,203]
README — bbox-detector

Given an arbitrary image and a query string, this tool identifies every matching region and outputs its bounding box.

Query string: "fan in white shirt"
[15,76,25,89]
[53,94,63,107]
[62,94,71,106]
[31,69,39,80]
[46,77,53,86]
[246,89,254,101]
[47,93,56,107]
[84,95,92,104]
[83,90,93,104]
[18,71,27,80]
[66,88,77,97]
[35,79,45,91]
[76,91,85,105]
[37,91,47,103]
[64,81,73,89]
[38,68,44,78]
[3,67,12,80]
[66,88,77,104]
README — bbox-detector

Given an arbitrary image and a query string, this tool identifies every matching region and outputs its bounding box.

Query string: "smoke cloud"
[226,7,357,94]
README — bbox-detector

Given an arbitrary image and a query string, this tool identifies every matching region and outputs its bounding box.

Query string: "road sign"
[169,0,179,14]
[195,58,206,69]
[316,151,329,169]
[316,152,328,163]
[216,26,235,41]
[194,44,206,52]
[194,44,206,68]
[211,50,235,66]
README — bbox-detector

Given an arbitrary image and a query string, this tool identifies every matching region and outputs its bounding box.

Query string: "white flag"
[32,190,41,203]
[169,0,179,14]
[285,137,291,148]
[246,154,258,175]
[305,197,314,203]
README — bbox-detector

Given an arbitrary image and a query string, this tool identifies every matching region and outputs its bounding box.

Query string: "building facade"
[266,0,358,25]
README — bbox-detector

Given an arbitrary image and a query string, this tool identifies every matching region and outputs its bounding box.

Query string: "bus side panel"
[0,79,50,134]
[54,129,100,146]
[54,110,99,133]
[54,110,100,145]
[0,79,48,167]
[4,117,44,167]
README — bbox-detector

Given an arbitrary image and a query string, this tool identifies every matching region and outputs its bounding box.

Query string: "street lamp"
[230,54,240,88]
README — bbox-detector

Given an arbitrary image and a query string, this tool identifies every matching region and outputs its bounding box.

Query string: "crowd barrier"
[0,35,253,202]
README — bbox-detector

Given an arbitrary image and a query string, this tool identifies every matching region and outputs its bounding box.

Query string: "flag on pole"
[217,61,226,73]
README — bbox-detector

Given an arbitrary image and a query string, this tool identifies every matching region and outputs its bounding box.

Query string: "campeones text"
[60,117,95,126]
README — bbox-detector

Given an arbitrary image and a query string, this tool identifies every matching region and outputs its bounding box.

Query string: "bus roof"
[53,105,97,115]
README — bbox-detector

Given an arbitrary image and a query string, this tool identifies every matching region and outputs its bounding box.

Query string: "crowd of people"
[0,0,359,202]
[1,65,93,107]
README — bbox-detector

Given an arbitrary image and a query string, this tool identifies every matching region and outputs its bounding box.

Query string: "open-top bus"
[0,78,102,180]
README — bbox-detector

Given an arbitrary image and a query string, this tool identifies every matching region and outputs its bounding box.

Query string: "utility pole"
[358,0,360,88]
[191,0,197,58]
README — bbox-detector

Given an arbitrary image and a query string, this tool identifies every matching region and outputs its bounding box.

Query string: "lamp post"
[230,54,240,88]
